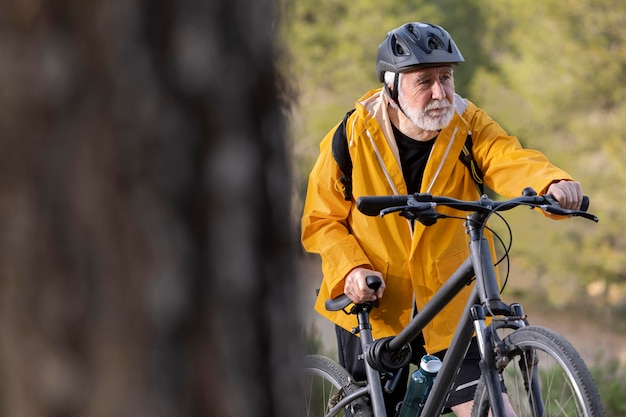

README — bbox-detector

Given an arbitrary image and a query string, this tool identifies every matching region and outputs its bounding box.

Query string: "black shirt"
[392,124,436,194]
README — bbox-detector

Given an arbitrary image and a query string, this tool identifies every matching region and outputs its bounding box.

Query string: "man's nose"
[431,80,445,100]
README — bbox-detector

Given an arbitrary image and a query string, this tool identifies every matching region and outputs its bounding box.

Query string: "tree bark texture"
[0,1,299,416]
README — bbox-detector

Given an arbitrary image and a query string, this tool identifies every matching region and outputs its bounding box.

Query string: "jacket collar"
[354,89,477,196]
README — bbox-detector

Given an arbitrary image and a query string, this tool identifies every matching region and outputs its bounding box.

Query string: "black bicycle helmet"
[376,22,464,82]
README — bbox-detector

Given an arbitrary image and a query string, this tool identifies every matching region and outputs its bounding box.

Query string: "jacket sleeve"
[469,106,573,198]
[301,129,373,298]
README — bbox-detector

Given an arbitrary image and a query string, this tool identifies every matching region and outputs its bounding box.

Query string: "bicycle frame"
[321,191,598,417]
[357,209,527,417]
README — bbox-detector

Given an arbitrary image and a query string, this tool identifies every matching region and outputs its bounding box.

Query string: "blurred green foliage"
[280,0,626,311]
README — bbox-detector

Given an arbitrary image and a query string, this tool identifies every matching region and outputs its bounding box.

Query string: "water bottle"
[398,355,442,417]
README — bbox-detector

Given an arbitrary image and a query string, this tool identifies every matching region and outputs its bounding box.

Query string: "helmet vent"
[392,35,410,56]
[427,36,445,50]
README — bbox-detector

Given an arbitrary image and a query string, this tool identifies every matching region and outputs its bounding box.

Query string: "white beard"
[399,96,454,131]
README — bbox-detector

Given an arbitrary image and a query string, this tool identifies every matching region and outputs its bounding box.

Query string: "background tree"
[0,1,299,416]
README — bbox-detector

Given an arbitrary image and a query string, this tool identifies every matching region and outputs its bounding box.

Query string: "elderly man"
[301,21,582,416]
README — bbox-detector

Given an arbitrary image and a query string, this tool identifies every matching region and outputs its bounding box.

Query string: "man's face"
[397,66,455,131]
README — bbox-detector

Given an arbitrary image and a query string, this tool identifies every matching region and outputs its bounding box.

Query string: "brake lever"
[576,212,599,222]
[543,205,599,222]
[380,202,431,216]
[541,195,598,222]
[380,205,411,217]
[381,203,440,226]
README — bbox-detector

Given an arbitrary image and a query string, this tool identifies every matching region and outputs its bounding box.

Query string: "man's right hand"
[344,267,385,304]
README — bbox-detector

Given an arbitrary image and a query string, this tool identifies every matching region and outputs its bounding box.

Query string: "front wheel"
[300,354,373,417]
[472,326,604,417]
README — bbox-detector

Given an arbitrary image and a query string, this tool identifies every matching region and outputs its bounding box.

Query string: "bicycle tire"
[300,354,373,417]
[471,326,604,417]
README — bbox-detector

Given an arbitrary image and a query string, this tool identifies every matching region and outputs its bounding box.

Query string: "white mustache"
[424,101,450,111]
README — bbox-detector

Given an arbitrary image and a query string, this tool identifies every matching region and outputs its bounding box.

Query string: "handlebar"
[327,189,597,312]
[356,188,598,223]
[325,275,382,312]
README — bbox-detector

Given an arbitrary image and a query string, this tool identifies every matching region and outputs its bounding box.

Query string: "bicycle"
[301,187,604,417]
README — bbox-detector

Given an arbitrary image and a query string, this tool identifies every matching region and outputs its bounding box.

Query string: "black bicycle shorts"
[335,326,483,411]
[441,337,482,407]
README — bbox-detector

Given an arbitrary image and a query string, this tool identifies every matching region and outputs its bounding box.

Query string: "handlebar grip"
[325,295,351,312]
[357,195,409,216]
[545,193,590,212]
[581,195,589,212]
[325,275,383,312]
[366,275,382,291]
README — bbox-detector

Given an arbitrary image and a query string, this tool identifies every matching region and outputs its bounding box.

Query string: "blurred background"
[282,0,626,414]
[0,0,625,416]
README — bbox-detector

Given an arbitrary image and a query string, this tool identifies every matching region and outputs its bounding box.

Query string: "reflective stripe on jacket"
[301,88,572,353]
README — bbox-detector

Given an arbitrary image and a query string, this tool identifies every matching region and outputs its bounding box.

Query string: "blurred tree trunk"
[0,1,299,416]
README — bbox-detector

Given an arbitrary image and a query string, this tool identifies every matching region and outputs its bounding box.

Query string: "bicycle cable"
[432,212,513,294]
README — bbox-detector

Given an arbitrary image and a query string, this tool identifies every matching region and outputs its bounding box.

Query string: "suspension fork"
[473,303,538,417]
[472,305,508,417]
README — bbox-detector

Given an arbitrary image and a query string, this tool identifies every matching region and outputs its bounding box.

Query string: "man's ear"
[386,73,400,103]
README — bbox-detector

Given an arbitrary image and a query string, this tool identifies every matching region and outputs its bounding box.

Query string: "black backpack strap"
[331,109,356,201]
[459,132,485,195]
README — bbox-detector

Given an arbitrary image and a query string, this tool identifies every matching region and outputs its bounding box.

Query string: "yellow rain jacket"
[301,88,573,353]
